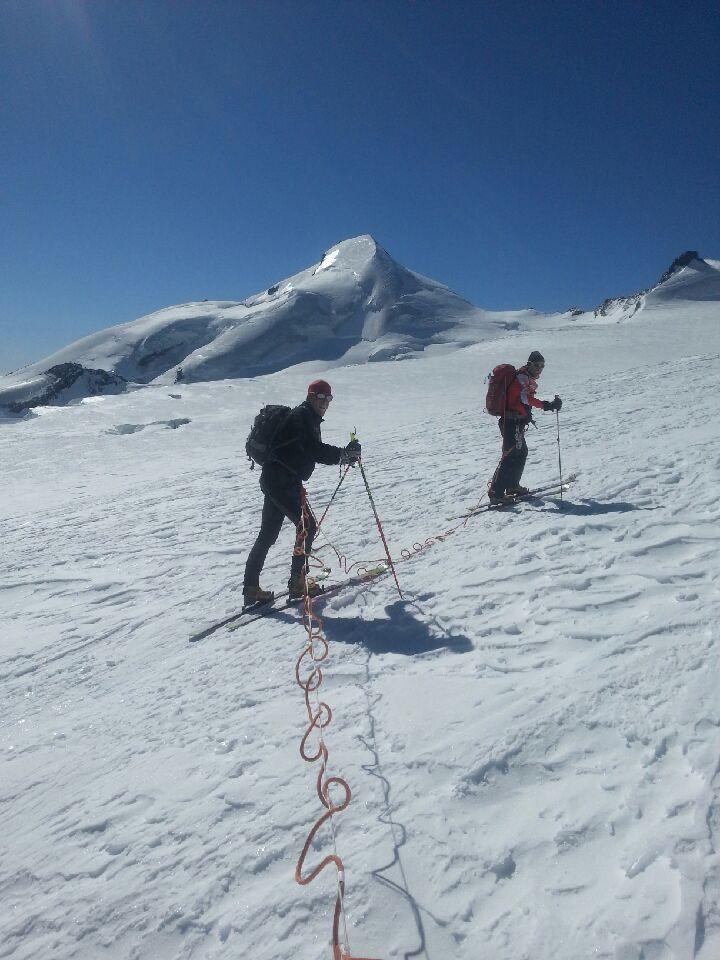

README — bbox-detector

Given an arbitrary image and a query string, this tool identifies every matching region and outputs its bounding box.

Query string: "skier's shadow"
[320,597,473,656]
[546,497,645,516]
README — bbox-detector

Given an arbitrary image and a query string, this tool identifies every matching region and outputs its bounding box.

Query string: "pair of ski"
[190,476,578,643]
[450,472,578,521]
[188,564,389,643]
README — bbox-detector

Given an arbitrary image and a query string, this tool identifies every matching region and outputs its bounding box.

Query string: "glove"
[340,439,361,465]
[552,395,562,411]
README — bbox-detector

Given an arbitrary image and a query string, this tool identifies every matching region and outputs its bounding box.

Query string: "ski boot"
[488,490,516,506]
[506,485,530,497]
[288,573,325,603]
[242,585,275,610]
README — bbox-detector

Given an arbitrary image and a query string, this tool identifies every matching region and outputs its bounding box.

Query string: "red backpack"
[485,364,517,416]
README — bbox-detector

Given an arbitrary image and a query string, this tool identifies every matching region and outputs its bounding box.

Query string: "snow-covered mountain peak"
[657,249,703,284]
[314,234,381,271]
[649,250,720,304]
[2,239,719,414]
[593,250,720,321]
[0,236,487,410]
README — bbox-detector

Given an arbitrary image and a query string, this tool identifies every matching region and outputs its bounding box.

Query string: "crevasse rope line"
[293,487,381,960]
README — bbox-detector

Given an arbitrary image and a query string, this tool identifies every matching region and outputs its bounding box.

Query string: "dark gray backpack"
[246,404,293,468]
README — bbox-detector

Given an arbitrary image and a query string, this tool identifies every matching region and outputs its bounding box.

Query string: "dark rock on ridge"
[658,251,701,285]
[6,363,127,413]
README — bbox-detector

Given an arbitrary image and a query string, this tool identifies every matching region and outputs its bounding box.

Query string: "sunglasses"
[313,393,333,402]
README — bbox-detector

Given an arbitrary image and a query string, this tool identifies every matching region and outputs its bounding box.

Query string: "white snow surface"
[3,295,720,960]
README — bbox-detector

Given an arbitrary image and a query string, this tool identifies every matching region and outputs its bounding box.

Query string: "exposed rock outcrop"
[658,251,701,285]
[2,363,127,413]
[592,251,710,321]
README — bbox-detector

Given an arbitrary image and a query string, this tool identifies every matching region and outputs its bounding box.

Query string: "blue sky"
[2,0,719,372]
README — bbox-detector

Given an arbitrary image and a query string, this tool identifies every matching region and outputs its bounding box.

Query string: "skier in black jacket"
[243,379,361,606]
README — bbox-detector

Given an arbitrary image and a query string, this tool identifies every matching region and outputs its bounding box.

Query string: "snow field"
[2,304,720,959]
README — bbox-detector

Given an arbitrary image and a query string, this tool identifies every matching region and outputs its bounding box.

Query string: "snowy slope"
[0,236,565,411]
[0,237,481,383]
[2,288,720,959]
[3,242,719,415]
[649,256,720,304]
[590,251,720,323]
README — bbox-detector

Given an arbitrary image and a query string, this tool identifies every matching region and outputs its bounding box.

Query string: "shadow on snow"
[544,497,644,516]
[321,597,473,656]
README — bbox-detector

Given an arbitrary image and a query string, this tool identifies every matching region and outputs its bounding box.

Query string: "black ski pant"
[244,469,317,589]
[490,417,528,497]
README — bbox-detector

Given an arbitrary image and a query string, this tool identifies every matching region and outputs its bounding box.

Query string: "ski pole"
[556,410,564,507]
[315,464,351,537]
[357,461,403,599]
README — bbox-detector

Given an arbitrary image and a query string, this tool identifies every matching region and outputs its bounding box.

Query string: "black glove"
[552,395,562,411]
[341,439,361,465]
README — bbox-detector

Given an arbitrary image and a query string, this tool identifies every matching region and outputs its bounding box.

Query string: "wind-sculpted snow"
[2,281,720,959]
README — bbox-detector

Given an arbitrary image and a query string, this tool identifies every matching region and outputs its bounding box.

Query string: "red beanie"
[307,379,332,397]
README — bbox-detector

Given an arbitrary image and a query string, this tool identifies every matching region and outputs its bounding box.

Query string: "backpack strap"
[266,408,297,464]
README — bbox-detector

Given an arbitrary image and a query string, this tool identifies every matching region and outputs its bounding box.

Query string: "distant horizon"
[2,0,718,373]
[0,236,711,376]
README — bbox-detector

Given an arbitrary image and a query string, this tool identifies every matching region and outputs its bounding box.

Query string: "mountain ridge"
[2,238,718,412]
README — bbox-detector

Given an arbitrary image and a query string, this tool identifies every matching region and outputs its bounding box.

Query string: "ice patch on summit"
[314,247,340,273]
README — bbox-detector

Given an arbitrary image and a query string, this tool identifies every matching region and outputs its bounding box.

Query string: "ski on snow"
[449,473,578,521]
[188,564,389,643]
[188,567,330,644]
[190,475,578,643]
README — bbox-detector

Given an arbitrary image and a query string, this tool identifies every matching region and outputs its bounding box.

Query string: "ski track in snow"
[2,315,720,960]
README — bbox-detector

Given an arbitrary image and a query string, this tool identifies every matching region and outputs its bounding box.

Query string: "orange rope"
[307,453,490,583]
[289,465,564,955]
[293,490,381,960]
[283,452,566,956]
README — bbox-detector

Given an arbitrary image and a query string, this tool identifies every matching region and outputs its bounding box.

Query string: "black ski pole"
[315,464,351,537]
[556,410,564,507]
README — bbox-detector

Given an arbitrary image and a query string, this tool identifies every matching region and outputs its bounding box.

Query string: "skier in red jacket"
[488,351,562,505]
